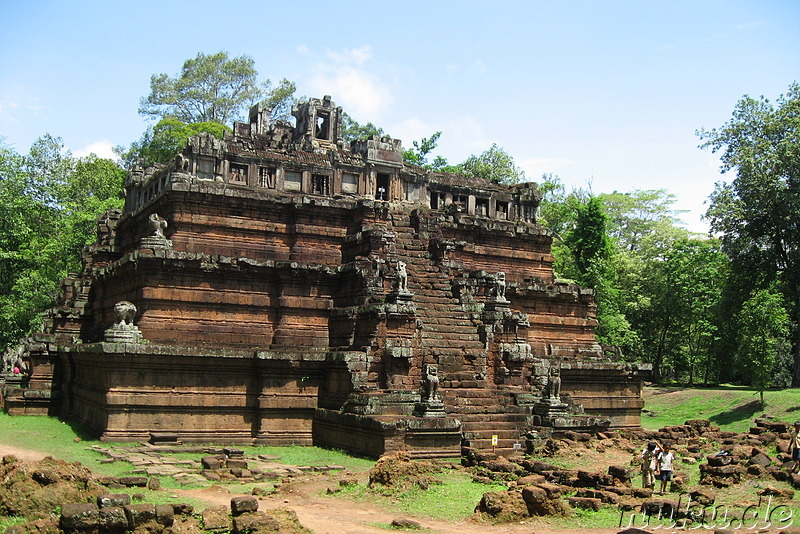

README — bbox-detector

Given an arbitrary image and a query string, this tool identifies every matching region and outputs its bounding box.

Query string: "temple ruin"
[1,96,650,457]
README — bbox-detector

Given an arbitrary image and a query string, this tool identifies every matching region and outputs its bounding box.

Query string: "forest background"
[1,51,798,398]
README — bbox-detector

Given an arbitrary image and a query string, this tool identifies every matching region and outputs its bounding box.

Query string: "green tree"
[340,112,386,143]
[599,189,686,252]
[459,144,525,184]
[735,289,791,404]
[640,239,727,383]
[139,51,295,124]
[699,82,800,384]
[0,137,125,347]
[119,118,229,168]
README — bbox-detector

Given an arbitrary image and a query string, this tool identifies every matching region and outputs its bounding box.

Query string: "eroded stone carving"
[396,261,408,293]
[546,366,561,401]
[140,213,172,249]
[414,364,446,418]
[423,364,440,402]
[494,272,507,302]
[104,301,144,344]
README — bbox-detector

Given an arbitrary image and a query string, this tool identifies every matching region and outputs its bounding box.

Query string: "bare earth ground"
[0,443,629,534]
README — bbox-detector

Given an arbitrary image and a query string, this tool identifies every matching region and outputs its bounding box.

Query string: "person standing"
[656,443,675,495]
[790,421,800,474]
[641,442,658,489]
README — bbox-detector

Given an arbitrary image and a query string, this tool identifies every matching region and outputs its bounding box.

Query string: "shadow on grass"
[709,399,762,427]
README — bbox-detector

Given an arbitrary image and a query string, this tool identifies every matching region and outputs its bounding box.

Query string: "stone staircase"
[390,210,533,454]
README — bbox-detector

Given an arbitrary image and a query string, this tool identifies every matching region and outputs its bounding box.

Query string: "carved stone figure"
[148,213,168,239]
[422,364,440,402]
[546,366,561,400]
[175,153,190,172]
[104,301,144,344]
[396,261,408,293]
[141,213,172,249]
[495,272,507,301]
[113,301,137,327]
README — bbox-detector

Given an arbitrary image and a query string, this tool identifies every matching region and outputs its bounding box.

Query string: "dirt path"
[0,443,627,533]
[0,443,48,462]
[172,475,627,534]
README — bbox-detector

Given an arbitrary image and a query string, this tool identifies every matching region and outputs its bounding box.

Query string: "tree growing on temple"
[459,144,525,184]
[139,51,296,125]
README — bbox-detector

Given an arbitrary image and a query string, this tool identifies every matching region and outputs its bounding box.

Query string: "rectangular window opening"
[230,163,248,183]
[312,174,330,195]
[259,167,276,189]
[476,198,490,217]
[376,173,390,201]
[285,171,302,192]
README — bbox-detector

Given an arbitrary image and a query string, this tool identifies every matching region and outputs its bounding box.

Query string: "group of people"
[641,421,800,494]
[640,441,675,495]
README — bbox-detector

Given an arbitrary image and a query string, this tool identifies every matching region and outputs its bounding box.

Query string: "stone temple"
[1,96,650,457]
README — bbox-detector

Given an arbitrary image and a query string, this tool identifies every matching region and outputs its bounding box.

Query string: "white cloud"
[326,46,372,66]
[74,140,117,160]
[303,46,393,120]
[390,115,491,162]
[519,157,574,180]
[0,93,44,124]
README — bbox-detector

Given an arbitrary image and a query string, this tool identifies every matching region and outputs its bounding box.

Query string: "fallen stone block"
[232,512,280,534]
[172,503,194,516]
[97,494,131,508]
[124,503,156,529]
[202,455,225,470]
[230,496,259,515]
[567,496,601,511]
[202,505,230,531]
[99,506,127,533]
[154,504,174,527]
[116,476,148,487]
[608,465,633,481]
[226,458,249,469]
[60,503,99,531]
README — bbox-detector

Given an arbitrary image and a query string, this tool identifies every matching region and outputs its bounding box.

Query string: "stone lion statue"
[113,301,137,327]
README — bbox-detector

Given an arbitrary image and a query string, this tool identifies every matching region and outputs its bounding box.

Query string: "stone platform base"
[313,409,462,458]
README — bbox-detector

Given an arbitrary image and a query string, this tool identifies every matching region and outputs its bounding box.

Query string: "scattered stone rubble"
[1,454,312,534]
[470,417,800,524]
[90,443,344,486]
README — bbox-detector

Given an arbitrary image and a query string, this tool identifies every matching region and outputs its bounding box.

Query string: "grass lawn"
[641,385,800,433]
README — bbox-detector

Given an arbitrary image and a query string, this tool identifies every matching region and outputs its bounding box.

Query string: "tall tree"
[139,51,295,125]
[735,289,791,404]
[699,82,800,384]
[0,137,124,347]
[118,118,229,168]
[459,144,525,184]
[340,112,386,143]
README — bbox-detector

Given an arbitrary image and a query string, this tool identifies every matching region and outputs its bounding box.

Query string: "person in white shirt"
[656,442,675,495]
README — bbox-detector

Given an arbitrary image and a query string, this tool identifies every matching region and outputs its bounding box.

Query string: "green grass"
[641,386,800,433]
[236,444,375,470]
[0,413,140,477]
[0,413,373,471]
[335,471,507,522]
[0,516,28,532]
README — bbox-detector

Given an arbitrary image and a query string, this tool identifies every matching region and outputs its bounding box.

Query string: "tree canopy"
[118,118,229,168]
[139,51,296,125]
[700,82,800,384]
[0,137,125,346]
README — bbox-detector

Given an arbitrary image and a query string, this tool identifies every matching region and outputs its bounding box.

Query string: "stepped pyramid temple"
[1,97,650,457]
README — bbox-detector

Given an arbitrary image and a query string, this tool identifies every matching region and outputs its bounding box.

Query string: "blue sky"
[1,1,798,232]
